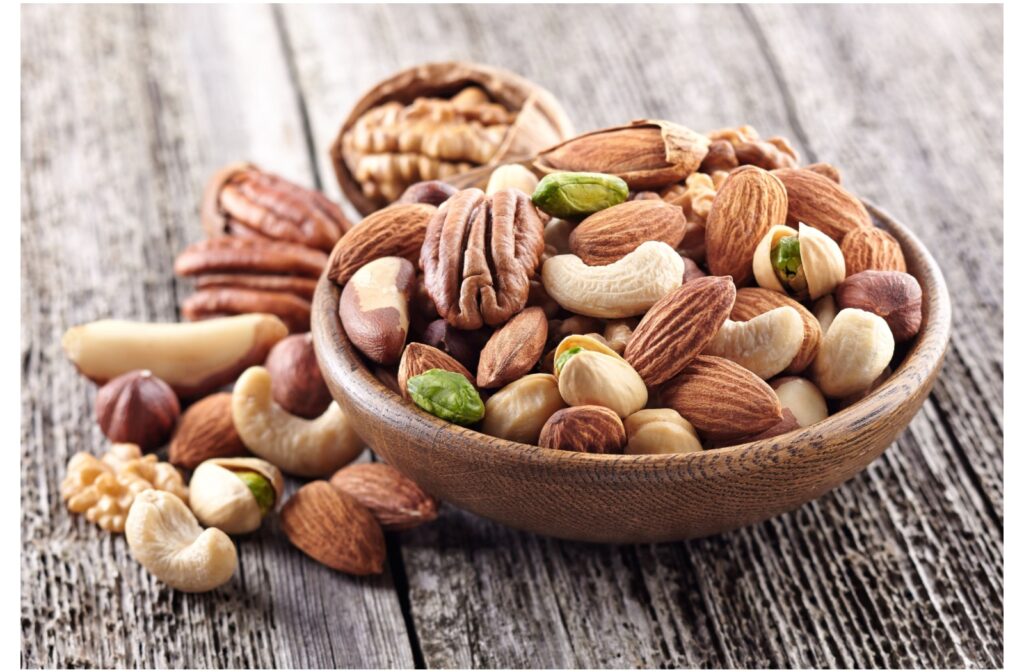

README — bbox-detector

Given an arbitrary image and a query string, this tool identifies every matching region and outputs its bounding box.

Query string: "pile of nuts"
[330,118,922,454]
[56,64,925,594]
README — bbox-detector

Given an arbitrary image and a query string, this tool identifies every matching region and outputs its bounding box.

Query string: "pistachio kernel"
[234,470,275,516]
[531,171,628,219]
[554,346,584,376]
[770,236,808,296]
[406,369,485,425]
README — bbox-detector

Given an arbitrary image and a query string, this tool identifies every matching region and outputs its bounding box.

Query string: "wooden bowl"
[311,204,951,543]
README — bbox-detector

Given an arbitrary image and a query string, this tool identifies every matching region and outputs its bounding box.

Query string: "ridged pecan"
[420,188,544,329]
[195,273,318,301]
[201,163,351,251]
[182,287,311,333]
[174,237,327,278]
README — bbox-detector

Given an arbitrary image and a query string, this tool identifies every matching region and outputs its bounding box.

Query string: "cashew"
[541,240,685,318]
[813,294,837,335]
[624,409,702,455]
[558,349,648,417]
[704,306,804,379]
[481,373,566,444]
[61,314,287,399]
[812,308,895,398]
[189,458,284,534]
[232,367,363,477]
[125,490,237,593]
[770,377,828,427]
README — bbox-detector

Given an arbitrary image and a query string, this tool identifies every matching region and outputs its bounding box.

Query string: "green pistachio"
[554,346,584,376]
[406,369,485,425]
[234,470,275,516]
[770,236,808,296]
[531,171,628,218]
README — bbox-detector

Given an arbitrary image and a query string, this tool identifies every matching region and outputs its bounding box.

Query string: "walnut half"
[420,188,545,330]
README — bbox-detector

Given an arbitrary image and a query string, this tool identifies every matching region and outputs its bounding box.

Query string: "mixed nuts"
[56,62,928,594]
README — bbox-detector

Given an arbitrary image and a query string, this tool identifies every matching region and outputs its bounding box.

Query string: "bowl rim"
[313,200,952,470]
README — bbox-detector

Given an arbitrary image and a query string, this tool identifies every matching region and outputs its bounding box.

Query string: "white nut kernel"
[481,374,566,444]
[813,294,838,335]
[770,377,828,427]
[486,164,539,195]
[812,308,895,398]
[557,349,648,418]
[625,409,702,455]
[704,306,804,379]
[232,366,363,477]
[189,458,284,534]
[125,490,237,593]
[541,241,685,318]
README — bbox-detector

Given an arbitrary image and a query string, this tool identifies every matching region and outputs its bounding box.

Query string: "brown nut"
[169,393,250,470]
[326,202,437,287]
[772,168,871,242]
[398,343,474,398]
[201,163,350,251]
[568,200,686,266]
[420,188,545,329]
[95,370,180,451]
[420,319,490,372]
[339,257,417,365]
[476,307,548,388]
[329,463,438,531]
[397,180,458,207]
[265,333,332,419]
[195,273,318,301]
[835,270,922,342]
[181,287,311,334]
[840,227,908,276]
[538,405,626,453]
[698,140,739,173]
[174,237,327,278]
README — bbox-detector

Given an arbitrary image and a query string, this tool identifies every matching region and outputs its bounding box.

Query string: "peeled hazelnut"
[95,370,180,450]
[770,377,828,427]
[264,333,332,419]
[624,409,702,454]
[835,270,922,342]
[538,405,626,453]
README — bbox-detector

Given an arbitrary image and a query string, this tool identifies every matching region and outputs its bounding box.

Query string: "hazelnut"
[835,270,922,342]
[421,319,490,373]
[396,180,458,207]
[95,370,180,450]
[264,333,332,419]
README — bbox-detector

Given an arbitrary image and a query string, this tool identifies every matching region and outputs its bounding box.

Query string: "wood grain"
[22,3,1002,668]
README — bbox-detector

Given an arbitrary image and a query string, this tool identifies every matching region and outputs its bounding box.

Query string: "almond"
[773,168,870,242]
[280,481,385,575]
[660,355,783,440]
[804,162,842,184]
[705,166,788,285]
[538,405,626,453]
[326,202,436,286]
[476,307,548,388]
[839,227,907,276]
[329,463,438,531]
[168,393,249,470]
[397,343,474,398]
[624,276,736,386]
[730,287,822,374]
[568,200,686,266]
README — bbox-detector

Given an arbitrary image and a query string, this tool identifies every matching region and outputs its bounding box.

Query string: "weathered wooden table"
[21,4,1003,668]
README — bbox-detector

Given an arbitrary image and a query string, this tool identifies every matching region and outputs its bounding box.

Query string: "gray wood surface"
[22,4,1002,668]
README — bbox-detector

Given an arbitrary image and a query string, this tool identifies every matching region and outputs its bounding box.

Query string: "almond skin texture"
[280,481,385,575]
[326,203,436,286]
[329,463,438,531]
[538,405,626,453]
[660,355,783,440]
[339,256,417,365]
[840,227,907,276]
[476,307,548,388]
[731,287,822,374]
[624,276,736,386]
[773,168,871,242]
[835,271,922,342]
[397,343,474,398]
[569,200,686,266]
[705,166,788,285]
[168,393,249,470]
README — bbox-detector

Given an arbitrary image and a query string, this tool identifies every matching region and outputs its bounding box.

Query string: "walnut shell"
[331,62,574,215]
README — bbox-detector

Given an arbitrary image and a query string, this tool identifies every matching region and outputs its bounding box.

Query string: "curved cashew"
[232,367,363,477]
[812,308,894,398]
[125,490,237,593]
[704,306,804,379]
[541,241,685,318]
[61,314,287,399]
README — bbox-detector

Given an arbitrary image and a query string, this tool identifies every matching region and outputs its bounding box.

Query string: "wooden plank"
[283,3,1002,668]
[20,5,413,668]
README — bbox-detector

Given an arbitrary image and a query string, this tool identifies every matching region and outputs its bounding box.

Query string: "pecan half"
[195,274,318,301]
[181,288,311,333]
[420,188,544,330]
[201,163,351,251]
[174,237,327,278]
